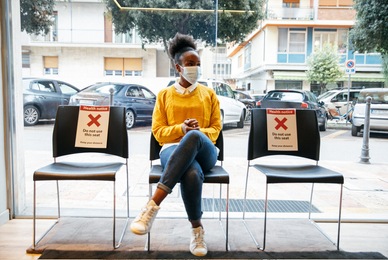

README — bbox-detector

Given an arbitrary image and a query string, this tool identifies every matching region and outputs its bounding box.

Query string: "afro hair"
[168,33,197,64]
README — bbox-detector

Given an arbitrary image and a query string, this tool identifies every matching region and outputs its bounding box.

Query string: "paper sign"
[75,105,110,148]
[267,109,298,151]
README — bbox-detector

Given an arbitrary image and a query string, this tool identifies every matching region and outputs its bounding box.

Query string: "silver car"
[352,88,388,136]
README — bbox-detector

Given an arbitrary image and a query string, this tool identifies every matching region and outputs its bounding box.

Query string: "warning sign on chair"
[267,109,298,151]
[75,105,110,148]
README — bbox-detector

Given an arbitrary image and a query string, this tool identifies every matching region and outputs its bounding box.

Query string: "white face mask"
[179,65,202,84]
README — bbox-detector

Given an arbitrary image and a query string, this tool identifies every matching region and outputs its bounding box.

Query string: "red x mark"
[87,114,101,127]
[275,117,288,130]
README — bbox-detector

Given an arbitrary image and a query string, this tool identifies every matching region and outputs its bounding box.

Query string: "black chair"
[32,106,130,250]
[148,131,230,251]
[243,109,344,251]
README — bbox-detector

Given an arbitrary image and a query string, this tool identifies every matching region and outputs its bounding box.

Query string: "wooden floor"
[1,219,388,259]
[0,219,53,259]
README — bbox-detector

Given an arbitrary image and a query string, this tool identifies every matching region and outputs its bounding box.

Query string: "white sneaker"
[190,226,208,256]
[130,200,160,235]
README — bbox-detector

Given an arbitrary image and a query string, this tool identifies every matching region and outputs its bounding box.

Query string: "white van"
[166,78,247,128]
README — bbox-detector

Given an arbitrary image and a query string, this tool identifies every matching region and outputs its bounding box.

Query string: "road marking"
[325,130,347,139]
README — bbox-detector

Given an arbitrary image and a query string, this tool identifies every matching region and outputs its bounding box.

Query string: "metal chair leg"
[31,181,60,250]
[226,184,229,251]
[113,182,116,248]
[260,183,268,251]
[243,161,250,220]
[145,184,152,251]
[309,183,315,219]
[337,184,343,250]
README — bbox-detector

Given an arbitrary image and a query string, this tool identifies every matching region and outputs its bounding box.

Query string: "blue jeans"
[158,130,218,223]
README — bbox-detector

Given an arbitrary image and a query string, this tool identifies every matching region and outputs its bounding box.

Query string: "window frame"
[313,29,349,54]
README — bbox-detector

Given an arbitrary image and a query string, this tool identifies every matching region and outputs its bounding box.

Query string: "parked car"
[166,78,246,128]
[23,78,79,126]
[251,93,266,106]
[351,88,388,136]
[318,88,361,118]
[69,82,156,129]
[257,89,328,131]
[233,90,256,121]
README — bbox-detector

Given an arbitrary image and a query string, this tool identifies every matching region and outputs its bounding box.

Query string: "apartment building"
[20,0,232,92]
[227,0,385,96]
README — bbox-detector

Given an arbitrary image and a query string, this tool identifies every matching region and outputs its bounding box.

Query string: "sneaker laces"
[136,205,157,225]
[192,229,206,249]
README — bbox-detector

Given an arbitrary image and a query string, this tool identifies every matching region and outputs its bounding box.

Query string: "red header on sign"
[267,109,295,115]
[80,105,110,112]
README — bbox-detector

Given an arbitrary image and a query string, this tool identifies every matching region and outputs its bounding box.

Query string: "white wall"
[265,26,278,65]
[56,1,105,43]
[250,31,264,70]
[24,46,158,89]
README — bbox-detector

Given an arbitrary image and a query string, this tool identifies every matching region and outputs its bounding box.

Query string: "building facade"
[21,0,232,93]
[227,0,385,96]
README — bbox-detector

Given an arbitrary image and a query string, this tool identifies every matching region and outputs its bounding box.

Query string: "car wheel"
[24,105,40,126]
[351,124,360,137]
[125,109,136,129]
[237,110,244,128]
[245,104,253,121]
[319,116,327,131]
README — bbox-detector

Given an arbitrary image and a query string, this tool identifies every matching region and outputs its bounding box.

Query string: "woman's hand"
[182,119,200,135]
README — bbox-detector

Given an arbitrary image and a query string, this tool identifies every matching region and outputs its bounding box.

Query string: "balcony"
[267,7,314,20]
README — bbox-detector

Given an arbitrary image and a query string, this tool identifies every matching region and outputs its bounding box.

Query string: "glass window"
[37,81,56,92]
[141,88,156,99]
[126,86,142,97]
[278,28,288,52]
[22,53,30,68]
[289,32,305,53]
[58,83,78,95]
[275,80,303,90]
[84,83,123,94]
[245,44,251,65]
[266,91,304,102]
[314,30,347,53]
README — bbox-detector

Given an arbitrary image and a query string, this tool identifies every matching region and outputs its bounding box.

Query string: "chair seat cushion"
[253,164,344,184]
[34,162,124,181]
[149,165,229,184]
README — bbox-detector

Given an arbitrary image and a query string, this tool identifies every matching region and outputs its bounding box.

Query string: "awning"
[273,71,385,82]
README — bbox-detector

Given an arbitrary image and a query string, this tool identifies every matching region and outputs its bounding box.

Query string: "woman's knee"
[181,164,204,184]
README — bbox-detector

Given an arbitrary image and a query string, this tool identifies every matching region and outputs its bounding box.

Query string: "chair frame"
[147,131,230,251]
[32,106,130,250]
[242,108,343,251]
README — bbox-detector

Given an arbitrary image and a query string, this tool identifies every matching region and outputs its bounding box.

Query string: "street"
[24,121,388,163]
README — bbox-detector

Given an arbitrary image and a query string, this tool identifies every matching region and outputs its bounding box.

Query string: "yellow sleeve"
[199,91,221,143]
[152,90,184,144]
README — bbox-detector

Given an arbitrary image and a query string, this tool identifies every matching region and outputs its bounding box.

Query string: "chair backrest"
[248,108,320,161]
[150,131,224,162]
[53,106,129,158]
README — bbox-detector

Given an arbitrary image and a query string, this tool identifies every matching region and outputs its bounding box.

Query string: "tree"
[104,0,264,73]
[348,0,388,55]
[20,0,55,35]
[306,43,344,95]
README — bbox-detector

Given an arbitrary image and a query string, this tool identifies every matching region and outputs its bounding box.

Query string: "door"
[57,82,79,105]
[30,80,62,118]
[215,83,242,123]
[123,85,147,119]
[139,87,156,119]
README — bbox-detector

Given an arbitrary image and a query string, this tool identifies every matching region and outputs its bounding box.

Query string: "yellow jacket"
[152,83,221,145]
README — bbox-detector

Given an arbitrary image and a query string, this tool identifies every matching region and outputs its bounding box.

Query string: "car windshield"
[358,90,388,104]
[265,92,304,102]
[318,91,335,100]
[82,84,124,95]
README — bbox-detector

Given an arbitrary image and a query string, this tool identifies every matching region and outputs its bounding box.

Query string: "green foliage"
[20,0,55,35]
[104,0,264,71]
[382,55,388,87]
[349,0,388,55]
[306,43,344,95]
